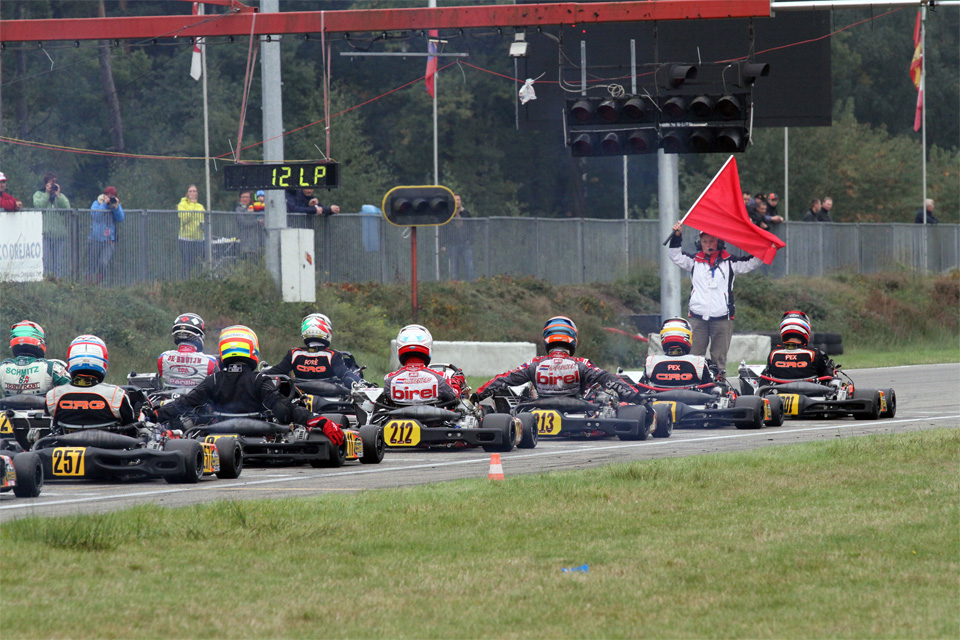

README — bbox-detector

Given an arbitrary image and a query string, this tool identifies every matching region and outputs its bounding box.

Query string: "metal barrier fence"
[13,209,960,285]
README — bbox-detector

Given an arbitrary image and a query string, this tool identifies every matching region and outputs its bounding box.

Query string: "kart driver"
[764,311,835,380]
[149,325,343,445]
[637,317,718,388]
[264,313,363,387]
[384,324,465,406]
[1,320,70,397]
[474,316,644,403]
[46,335,136,429]
[156,313,219,388]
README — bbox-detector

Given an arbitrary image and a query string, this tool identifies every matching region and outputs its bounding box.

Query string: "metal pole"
[411,227,419,322]
[430,0,440,282]
[201,6,212,269]
[658,151,681,320]
[623,39,637,272]
[783,127,789,222]
[261,0,286,286]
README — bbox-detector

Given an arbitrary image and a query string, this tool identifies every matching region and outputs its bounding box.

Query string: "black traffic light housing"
[382,185,457,227]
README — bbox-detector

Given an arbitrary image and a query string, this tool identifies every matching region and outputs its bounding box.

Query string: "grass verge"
[2,429,957,639]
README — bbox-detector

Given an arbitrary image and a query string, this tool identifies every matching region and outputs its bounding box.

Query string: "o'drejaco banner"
[0,211,44,282]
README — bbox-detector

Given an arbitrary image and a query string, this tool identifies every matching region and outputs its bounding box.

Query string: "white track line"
[2,414,957,512]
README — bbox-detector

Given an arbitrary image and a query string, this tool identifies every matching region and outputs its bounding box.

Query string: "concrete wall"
[646,334,771,364]
[390,340,537,377]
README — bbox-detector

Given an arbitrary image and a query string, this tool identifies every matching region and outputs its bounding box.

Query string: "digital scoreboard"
[223,162,339,191]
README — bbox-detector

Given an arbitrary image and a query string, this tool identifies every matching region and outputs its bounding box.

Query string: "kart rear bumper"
[35,446,187,481]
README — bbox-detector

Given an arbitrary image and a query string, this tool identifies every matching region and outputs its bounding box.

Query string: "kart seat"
[35,429,141,450]
[385,405,461,422]
[0,394,48,411]
[201,418,291,436]
[517,396,597,413]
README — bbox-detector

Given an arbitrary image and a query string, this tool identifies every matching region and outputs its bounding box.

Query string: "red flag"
[680,156,786,265]
[425,30,438,98]
[910,11,923,132]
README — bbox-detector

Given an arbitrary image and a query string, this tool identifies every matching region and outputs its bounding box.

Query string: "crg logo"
[59,399,107,410]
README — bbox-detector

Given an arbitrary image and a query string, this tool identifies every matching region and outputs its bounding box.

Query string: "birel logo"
[535,360,579,386]
[391,374,438,402]
[60,399,107,410]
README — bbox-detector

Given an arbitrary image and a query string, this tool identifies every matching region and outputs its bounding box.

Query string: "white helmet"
[397,324,433,364]
[301,313,332,347]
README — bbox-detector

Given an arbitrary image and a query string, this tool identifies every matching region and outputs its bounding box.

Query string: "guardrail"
[5,209,958,286]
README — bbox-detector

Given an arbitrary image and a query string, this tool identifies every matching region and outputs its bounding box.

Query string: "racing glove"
[307,415,344,446]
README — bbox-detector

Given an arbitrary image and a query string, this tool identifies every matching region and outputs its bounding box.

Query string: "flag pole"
[199,3,213,269]
[921,6,928,270]
[430,0,441,282]
[662,155,735,245]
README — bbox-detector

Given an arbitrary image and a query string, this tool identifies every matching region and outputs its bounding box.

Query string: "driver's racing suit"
[384,363,463,406]
[264,347,362,386]
[156,343,219,388]
[764,343,835,380]
[155,362,313,424]
[476,350,643,402]
[639,354,717,388]
[46,379,136,428]
[0,355,70,396]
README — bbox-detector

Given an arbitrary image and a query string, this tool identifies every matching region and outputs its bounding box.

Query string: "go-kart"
[618,370,782,430]
[0,437,43,498]
[28,419,237,483]
[737,363,896,421]
[362,364,534,452]
[485,382,667,441]
[0,393,54,451]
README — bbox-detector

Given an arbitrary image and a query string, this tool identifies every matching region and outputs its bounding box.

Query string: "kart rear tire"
[12,452,43,498]
[164,439,205,483]
[764,395,785,427]
[312,439,347,468]
[734,395,765,429]
[880,388,897,419]
[616,404,650,441]
[481,414,517,453]
[359,425,385,464]
[517,413,538,449]
[215,437,243,479]
[853,388,882,420]
[651,404,674,438]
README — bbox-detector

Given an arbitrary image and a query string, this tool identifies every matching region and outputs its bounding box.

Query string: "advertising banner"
[0,211,44,282]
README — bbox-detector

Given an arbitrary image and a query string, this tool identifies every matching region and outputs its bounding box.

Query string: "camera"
[53,184,60,192]
[109,196,118,205]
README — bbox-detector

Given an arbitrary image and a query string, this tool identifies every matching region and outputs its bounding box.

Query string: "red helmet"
[780,310,812,346]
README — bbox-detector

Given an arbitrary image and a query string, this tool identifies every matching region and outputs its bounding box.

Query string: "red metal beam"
[0,1,770,43]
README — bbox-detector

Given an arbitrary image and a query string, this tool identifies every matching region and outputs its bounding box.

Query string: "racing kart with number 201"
[737,363,896,421]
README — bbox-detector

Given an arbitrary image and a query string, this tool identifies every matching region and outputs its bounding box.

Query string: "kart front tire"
[164,439,205,484]
[764,395,785,427]
[734,395,765,429]
[12,452,43,498]
[616,404,650,441]
[880,388,897,419]
[517,413,538,449]
[481,414,517,453]
[215,437,243,479]
[853,388,882,420]
[651,403,674,438]
[359,425,385,464]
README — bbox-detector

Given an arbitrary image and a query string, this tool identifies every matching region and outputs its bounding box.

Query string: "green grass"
[2,429,958,639]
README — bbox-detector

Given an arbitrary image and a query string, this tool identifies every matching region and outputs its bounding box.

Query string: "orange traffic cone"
[488,453,505,481]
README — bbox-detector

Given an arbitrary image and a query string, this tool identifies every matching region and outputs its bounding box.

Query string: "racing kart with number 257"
[737,362,896,421]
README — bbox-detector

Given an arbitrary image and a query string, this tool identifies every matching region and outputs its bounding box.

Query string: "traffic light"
[382,185,457,226]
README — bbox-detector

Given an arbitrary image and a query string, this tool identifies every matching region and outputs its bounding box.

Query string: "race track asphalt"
[2,363,957,522]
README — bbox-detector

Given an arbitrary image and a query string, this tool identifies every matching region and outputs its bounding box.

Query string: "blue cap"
[256,190,265,198]
[360,204,381,214]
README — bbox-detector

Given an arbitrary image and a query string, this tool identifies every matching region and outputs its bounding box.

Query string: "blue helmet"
[542,316,578,355]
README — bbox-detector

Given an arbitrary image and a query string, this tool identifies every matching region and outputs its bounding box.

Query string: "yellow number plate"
[779,394,801,416]
[204,434,238,443]
[531,410,562,435]
[0,414,12,434]
[384,420,421,446]
[653,401,677,423]
[52,447,86,476]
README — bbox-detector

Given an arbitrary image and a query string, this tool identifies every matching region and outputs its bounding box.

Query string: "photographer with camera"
[32,172,71,278]
[88,186,125,284]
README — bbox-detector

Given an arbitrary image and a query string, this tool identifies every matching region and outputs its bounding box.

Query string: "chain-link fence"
[12,209,960,286]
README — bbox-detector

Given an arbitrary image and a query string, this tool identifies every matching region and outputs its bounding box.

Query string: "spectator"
[820,196,835,221]
[915,199,938,225]
[803,198,824,222]
[235,190,263,260]
[751,199,771,230]
[766,193,785,223]
[668,223,764,375]
[285,187,339,216]
[757,198,784,227]
[31,172,71,278]
[88,186,124,284]
[253,190,266,212]
[443,194,475,281]
[177,184,205,278]
[0,172,23,211]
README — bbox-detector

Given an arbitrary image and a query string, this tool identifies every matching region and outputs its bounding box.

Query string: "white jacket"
[669,241,763,321]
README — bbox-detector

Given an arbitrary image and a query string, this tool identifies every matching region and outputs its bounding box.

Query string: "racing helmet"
[543,316,578,355]
[301,313,333,348]
[660,317,693,356]
[780,310,812,346]
[172,313,205,346]
[397,324,433,365]
[219,325,260,367]
[67,335,109,382]
[10,320,45,358]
